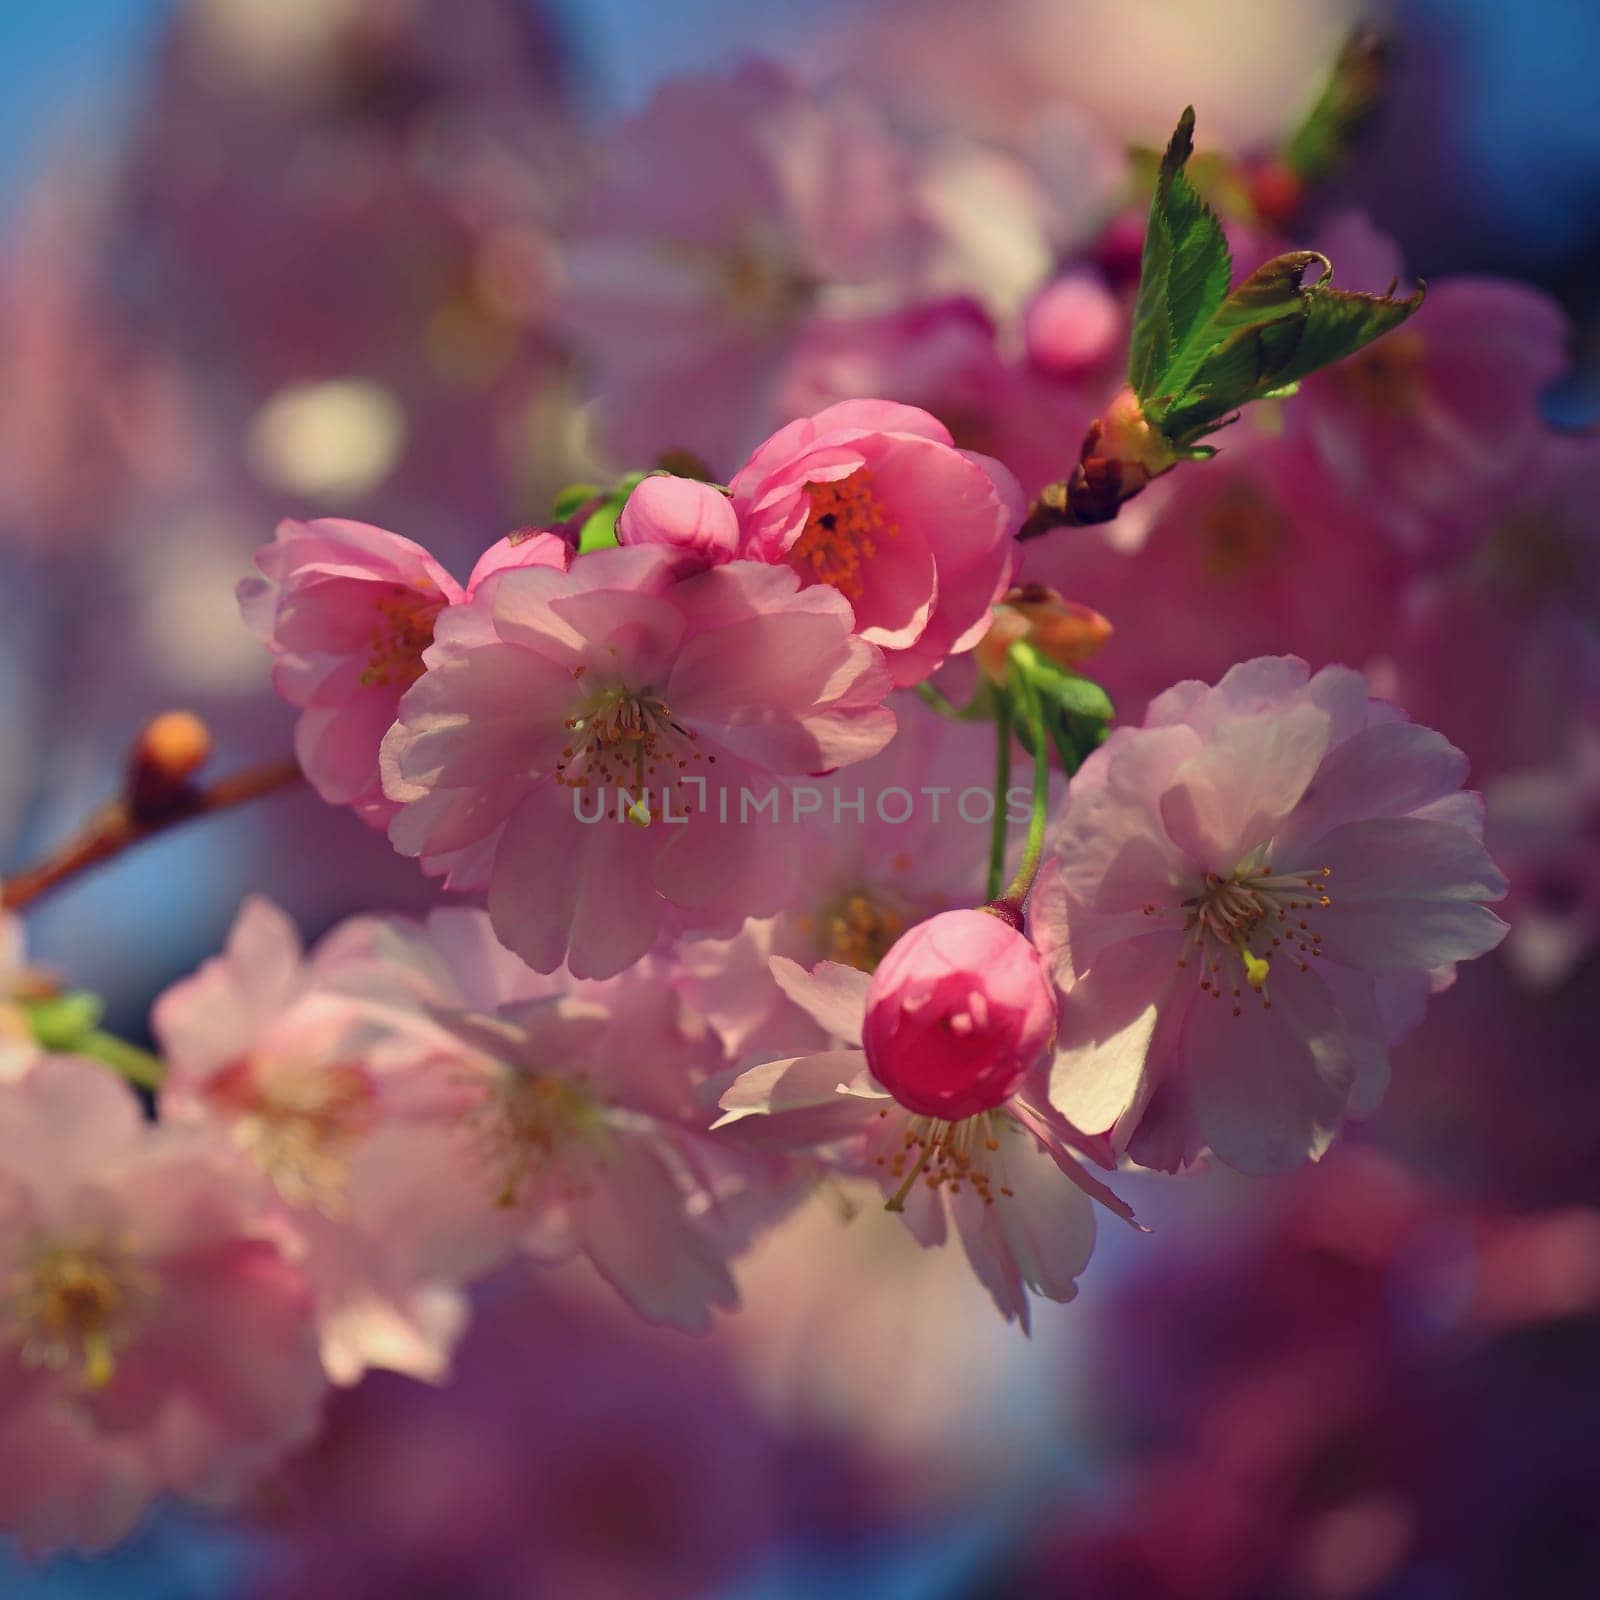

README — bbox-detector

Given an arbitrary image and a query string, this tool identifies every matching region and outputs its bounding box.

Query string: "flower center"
[9,1239,152,1388]
[1201,486,1287,581]
[792,469,897,602]
[557,687,710,823]
[812,888,909,972]
[1155,863,1334,1015]
[361,585,445,689]
[224,1061,378,1209]
[874,1110,1015,1211]
[473,1068,602,1209]
[1336,328,1428,418]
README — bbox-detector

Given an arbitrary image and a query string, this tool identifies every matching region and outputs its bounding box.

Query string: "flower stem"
[80,1031,166,1092]
[914,681,965,721]
[1001,658,1051,906]
[2,757,303,913]
[986,697,1013,900]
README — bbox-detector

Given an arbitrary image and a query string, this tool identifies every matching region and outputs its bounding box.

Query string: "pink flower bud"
[1023,269,1122,380]
[617,474,740,568]
[862,910,1057,1121]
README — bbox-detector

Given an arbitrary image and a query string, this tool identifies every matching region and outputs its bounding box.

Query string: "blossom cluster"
[4,31,1574,1568]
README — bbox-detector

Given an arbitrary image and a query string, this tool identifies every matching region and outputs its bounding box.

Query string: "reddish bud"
[128,711,212,819]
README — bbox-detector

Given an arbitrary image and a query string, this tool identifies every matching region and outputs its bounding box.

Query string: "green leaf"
[1265,280,1426,389]
[1285,25,1387,183]
[577,500,623,553]
[1151,251,1331,418]
[1128,109,1233,404]
[1160,270,1424,442]
[552,482,603,521]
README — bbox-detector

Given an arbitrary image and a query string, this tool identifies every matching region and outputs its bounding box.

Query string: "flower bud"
[862,910,1057,1121]
[127,711,212,818]
[1023,269,1122,380]
[617,474,741,569]
[976,585,1113,686]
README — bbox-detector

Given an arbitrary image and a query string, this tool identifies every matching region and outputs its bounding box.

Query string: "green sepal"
[23,991,104,1052]
[1002,648,1115,776]
[22,993,164,1091]
[552,481,604,521]
[574,471,650,554]
[576,501,623,553]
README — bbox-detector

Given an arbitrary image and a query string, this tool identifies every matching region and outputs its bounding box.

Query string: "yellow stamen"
[791,469,897,602]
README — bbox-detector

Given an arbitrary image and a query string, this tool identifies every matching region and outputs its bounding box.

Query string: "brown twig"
[2,758,303,912]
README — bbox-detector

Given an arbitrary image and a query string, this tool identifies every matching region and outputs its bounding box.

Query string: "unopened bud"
[128,711,212,818]
[976,586,1113,685]
[1247,158,1306,229]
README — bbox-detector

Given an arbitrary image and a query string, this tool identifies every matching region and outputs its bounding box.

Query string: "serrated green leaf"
[1132,108,1228,403]
[577,501,622,553]
[552,482,603,521]
[1266,280,1426,389]
[1129,109,1232,404]
[1160,269,1424,442]
[1153,251,1330,412]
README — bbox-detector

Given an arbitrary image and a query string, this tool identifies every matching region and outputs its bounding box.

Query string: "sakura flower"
[556,62,934,469]
[153,897,506,1385]
[778,297,1099,497]
[1374,432,1600,780]
[0,1054,325,1556]
[1037,657,1509,1178]
[240,516,569,826]
[1484,727,1600,989]
[716,943,1135,1331]
[312,906,763,1332]
[728,400,1025,687]
[380,543,896,978]
[1294,213,1571,551]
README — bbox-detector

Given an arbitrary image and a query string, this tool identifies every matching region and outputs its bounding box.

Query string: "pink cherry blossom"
[312,906,768,1332]
[716,953,1134,1331]
[1022,267,1124,381]
[728,399,1024,687]
[556,62,934,470]
[1035,657,1509,1178]
[240,517,569,826]
[778,297,1100,498]
[1293,212,1571,551]
[152,897,505,1386]
[380,543,896,978]
[863,910,1058,1120]
[0,1054,325,1556]
[1374,432,1600,781]
[1484,726,1600,989]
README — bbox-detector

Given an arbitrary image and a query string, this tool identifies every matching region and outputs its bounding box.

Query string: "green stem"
[80,1031,165,1092]
[986,696,1013,900]
[1002,658,1052,906]
[914,681,966,721]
